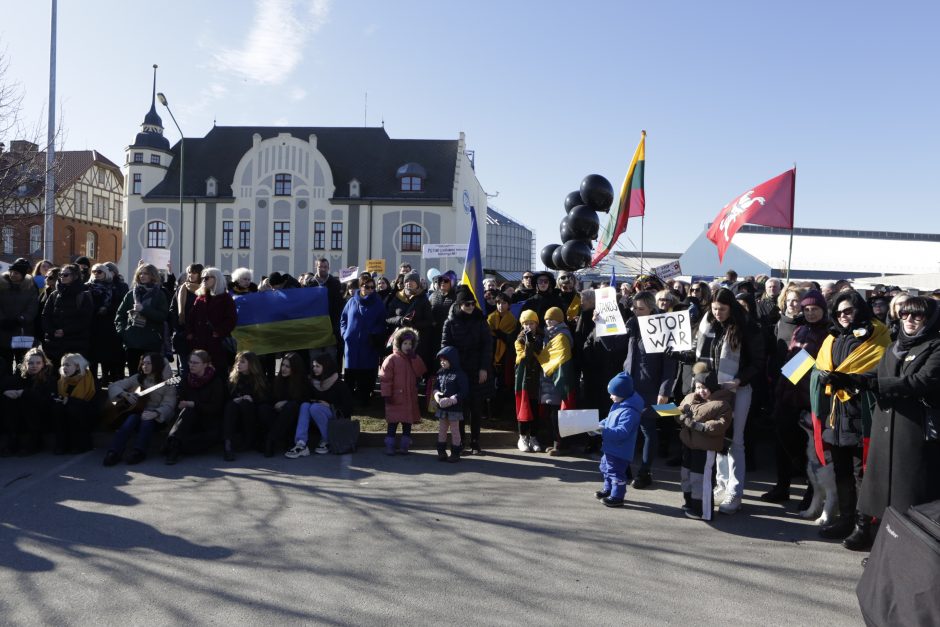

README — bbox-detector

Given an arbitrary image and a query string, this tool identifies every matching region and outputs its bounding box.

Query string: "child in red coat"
[379,327,427,455]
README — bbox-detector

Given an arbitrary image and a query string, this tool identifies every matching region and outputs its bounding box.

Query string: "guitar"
[103,376,181,428]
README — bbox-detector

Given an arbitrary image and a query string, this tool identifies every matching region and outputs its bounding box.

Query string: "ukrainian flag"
[781,348,816,385]
[461,205,485,309]
[231,288,334,355]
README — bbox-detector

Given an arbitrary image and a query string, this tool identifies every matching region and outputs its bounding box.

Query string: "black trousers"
[267,401,300,449]
[222,400,273,449]
[168,407,222,454]
[52,398,95,453]
[345,367,378,401]
[830,444,864,519]
[772,404,808,489]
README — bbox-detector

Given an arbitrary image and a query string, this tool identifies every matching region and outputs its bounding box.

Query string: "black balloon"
[580,174,614,212]
[560,239,593,270]
[541,243,561,270]
[564,190,583,213]
[551,246,570,271]
[568,205,600,240]
[560,215,577,243]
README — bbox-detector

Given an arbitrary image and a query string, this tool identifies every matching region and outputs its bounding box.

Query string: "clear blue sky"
[2,0,938,264]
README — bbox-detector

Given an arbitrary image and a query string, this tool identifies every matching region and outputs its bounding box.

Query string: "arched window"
[401,224,422,252]
[86,231,98,260]
[29,225,42,253]
[1,226,12,255]
[147,220,168,248]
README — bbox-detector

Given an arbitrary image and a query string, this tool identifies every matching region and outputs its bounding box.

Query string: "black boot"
[223,439,236,462]
[760,484,791,503]
[798,484,815,511]
[682,491,693,511]
[164,438,181,465]
[819,516,855,540]
[437,443,448,462]
[449,444,462,463]
[632,471,652,489]
[843,513,875,551]
[685,499,704,519]
[595,489,611,500]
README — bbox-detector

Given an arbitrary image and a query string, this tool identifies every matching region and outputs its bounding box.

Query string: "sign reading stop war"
[639,311,693,353]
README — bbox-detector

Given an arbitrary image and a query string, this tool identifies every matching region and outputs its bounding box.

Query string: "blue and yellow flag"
[461,206,485,309]
[231,288,334,355]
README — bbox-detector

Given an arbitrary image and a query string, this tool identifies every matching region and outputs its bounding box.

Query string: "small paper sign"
[11,336,34,350]
[639,311,693,354]
[558,409,601,438]
[366,259,386,274]
[594,286,626,337]
[339,266,359,283]
[141,247,171,269]
[652,260,682,281]
[652,403,682,417]
[422,244,469,259]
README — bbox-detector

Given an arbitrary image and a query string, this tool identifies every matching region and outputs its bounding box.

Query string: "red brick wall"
[1,215,122,266]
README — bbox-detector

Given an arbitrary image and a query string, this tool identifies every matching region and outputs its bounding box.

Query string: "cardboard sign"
[422,244,469,259]
[639,310,693,353]
[594,286,627,337]
[339,266,359,283]
[366,259,386,274]
[652,260,682,281]
[558,409,600,438]
[141,247,171,269]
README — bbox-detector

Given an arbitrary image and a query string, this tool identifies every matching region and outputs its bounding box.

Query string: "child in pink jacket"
[379,327,427,454]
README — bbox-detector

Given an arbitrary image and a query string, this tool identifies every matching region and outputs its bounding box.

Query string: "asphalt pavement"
[0,444,865,625]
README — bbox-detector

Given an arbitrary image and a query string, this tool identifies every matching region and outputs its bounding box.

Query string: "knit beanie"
[544,307,564,323]
[455,288,477,306]
[691,362,719,391]
[800,289,827,310]
[519,310,539,324]
[607,372,635,399]
[10,258,31,276]
[75,256,91,267]
[403,271,420,286]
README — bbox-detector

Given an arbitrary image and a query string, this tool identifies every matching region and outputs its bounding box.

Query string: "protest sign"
[366,259,386,274]
[639,310,693,353]
[594,286,626,337]
[422,244,469,258]
[652,260,682,281]
[558,409,600,438]
[339,266,359,283]
[141,247,171,269]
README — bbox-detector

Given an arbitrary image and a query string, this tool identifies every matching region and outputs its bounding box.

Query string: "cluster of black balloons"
[540,174,614,271]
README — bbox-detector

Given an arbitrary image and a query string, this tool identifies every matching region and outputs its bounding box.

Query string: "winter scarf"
[697,316,741,384]
[188,366,217,389]
[892,299,940,360]
[487,309,519,366]
[87,279,113,310]
[176,281,199,324]
[57,370,96,401]
[313,372,339,392]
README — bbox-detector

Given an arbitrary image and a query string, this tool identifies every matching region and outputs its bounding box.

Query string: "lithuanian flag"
[591,131,646,267]
[231,288,335,355]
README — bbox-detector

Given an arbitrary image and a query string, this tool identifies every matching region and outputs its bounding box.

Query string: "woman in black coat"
[41,264,94,367]
[0,348,57,455]
[164,349,226,464]
[86,263,128,383]
[441,289,493,454]
[843,296,940,550]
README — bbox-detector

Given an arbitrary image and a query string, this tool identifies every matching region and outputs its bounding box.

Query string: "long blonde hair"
[228,351,268,396]
[60,353,90,378]
[198,267,227,296]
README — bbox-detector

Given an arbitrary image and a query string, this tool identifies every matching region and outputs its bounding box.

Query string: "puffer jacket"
[41,281,94,357]
[434,346,469,412]
[600,391,644,460]
[676,389,734,452]
[0,272,39,346]
[441,304,493,386]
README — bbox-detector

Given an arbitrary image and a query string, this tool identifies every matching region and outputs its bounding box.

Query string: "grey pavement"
[0,445,864,626]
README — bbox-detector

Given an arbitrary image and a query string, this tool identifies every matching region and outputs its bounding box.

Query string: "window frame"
[86,231,98,259]
[29,225,42,252]
[330,222,343,250]
[132,173,142,195]
[274,173,292,196]
[313,221,325,249]
[133,152,144,163]
[1,226,13,255]
[401,176,423,192]
[238,220,251,249]
[222,220,233,249]
[401,223,422,252]
[146,220,168,248]
[150,154,161,165]
[273,221,291,249]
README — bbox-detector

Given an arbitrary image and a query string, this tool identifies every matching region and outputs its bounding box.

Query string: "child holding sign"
[596,372,643,507]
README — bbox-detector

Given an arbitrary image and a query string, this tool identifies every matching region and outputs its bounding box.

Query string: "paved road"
[0,446,864,625]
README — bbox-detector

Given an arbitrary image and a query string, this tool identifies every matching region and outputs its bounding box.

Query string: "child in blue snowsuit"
[433,346,469,462]
[596,372,643,508]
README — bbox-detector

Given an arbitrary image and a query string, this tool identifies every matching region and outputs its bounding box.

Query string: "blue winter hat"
[607,372,635,399]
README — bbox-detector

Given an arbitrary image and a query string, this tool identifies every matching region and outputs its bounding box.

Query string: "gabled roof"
[146,126,459,202]
[0,149,123,198]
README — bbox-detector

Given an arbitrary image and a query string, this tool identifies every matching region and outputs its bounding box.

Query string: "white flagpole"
[785,163,796,284]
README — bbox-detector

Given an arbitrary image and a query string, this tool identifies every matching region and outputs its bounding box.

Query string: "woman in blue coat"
[340,276,387,405]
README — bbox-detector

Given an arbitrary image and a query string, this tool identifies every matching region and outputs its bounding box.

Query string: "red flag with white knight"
[706,168,796,262]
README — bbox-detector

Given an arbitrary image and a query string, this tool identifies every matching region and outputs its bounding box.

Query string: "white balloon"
[427,267,441,281]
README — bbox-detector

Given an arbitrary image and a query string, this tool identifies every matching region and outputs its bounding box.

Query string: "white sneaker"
[529,437,542,453]
[713,487,725,503]
[718,494,741,514]
[314,441,329,455]
[517,435,529,452]
[285,443,309,459]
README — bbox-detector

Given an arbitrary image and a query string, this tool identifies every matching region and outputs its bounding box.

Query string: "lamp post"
[156,92,184,269]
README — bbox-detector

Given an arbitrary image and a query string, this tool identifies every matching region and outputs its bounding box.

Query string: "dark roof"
[0,149,123,197]
[143,103,163,128]
[146,126,459,201]
[131,130,170,151]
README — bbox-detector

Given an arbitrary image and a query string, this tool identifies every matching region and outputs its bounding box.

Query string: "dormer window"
[274,173,292,196]
[396,162,426,192]
[206,177,218,197]
[349,178,360,198]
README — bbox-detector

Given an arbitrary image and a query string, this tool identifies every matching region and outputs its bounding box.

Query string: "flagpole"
[785,163,796,284]
[640,216,645,274]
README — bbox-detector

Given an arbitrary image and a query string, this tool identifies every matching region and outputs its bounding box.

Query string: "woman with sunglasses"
[810,291,889,542]
[340,276,387,405]
[40,264,94,368]
[830,296,940,552]
[86,263,128,383]
[186,267,237,375]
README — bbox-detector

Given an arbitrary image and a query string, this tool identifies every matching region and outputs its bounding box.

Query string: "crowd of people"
[2,254,939,555]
